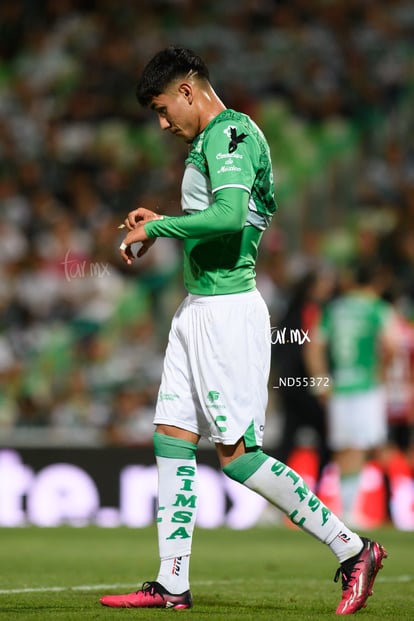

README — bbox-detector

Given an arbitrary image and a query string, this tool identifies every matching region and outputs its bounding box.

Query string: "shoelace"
[334,558,362,591]
[138,581,165,599]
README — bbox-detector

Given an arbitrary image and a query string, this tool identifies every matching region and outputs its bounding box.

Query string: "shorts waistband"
[187,289,260,305]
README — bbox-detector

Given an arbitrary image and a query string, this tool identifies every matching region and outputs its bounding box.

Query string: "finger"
[123,208,160,230]
[119,241,133,265]
[131,208,150,223]
[126,245,135,263]
[126,209,141,229]
[138,238,156,258]
[124,216,136,231]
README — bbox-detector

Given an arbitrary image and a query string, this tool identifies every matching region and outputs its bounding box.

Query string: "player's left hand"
[119,223,154,265]
[123,207,159,231]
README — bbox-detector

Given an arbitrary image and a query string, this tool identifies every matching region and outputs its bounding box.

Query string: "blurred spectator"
[105,386,156,446]
[385,303,414,456]
[0,0,413,445]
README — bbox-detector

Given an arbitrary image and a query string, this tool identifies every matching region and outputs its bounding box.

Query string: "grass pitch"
[0,525,413,620]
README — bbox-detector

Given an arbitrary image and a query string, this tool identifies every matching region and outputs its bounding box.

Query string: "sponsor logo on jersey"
[216,152,243,160]
[223,125,248,153]
[217,165,242,174]
[228,127,248,153]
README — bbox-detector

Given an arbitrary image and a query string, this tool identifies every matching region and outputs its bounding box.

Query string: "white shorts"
[328,387,387,450]
[154,290,271,446]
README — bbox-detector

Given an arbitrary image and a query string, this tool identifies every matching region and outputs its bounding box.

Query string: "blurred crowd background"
[0,0,413,451]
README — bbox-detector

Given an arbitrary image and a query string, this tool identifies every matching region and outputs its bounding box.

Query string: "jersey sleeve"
[144,114,261,240]
[204,118,259,193]
[144,186,249,240]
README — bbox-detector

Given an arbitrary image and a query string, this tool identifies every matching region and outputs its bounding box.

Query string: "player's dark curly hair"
[136,46,210,107]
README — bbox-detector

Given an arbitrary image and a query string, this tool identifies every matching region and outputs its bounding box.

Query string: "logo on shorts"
[214,415,227,432]
[159,390,180,401]
[206,390,226,414]
[207,390,220,403]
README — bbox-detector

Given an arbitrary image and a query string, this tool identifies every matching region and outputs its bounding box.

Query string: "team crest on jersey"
[224,125,248,153]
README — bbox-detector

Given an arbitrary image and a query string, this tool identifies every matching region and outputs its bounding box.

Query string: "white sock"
[227,453,363,564]
[157,554,191,594]
[155,455,197,593]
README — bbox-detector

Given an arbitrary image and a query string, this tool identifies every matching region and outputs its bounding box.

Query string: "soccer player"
[306,262,398,524]
[100,47,387,615]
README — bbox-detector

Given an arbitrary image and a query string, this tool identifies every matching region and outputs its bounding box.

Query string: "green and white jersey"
[145,109,277,295]
[319,292,393,393]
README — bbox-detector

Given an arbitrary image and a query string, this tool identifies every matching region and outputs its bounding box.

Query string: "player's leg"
[334,447,366,524]
[328,393,363,523]
[218,441,362,559]
[211,290,361,558]
[329,388,388,525]
[217,440,387,614]
[207,291,387,614]
[100,298,205,609]
[153,428,199,596]
[100,428,198,609]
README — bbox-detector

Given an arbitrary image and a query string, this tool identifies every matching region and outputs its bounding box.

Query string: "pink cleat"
[100,581,193,609]
[335,537,387,614]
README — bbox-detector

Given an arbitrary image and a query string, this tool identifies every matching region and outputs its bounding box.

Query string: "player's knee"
[222,448,268,483]
[153,432,198,459]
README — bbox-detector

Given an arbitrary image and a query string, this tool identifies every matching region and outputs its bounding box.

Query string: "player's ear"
[178,82,193,104]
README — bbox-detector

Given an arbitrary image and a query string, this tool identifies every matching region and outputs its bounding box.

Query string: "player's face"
[150,84,198,143]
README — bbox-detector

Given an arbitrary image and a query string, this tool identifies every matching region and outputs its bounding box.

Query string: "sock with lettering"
[223,450,363,564]
[153,432,198,593]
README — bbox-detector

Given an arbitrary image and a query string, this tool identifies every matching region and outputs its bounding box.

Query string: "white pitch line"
[0,576,412,595]
[0,581,235,595]
[0,584,136,595]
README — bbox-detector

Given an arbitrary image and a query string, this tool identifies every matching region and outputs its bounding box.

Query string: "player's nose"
[158,115,171,131]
